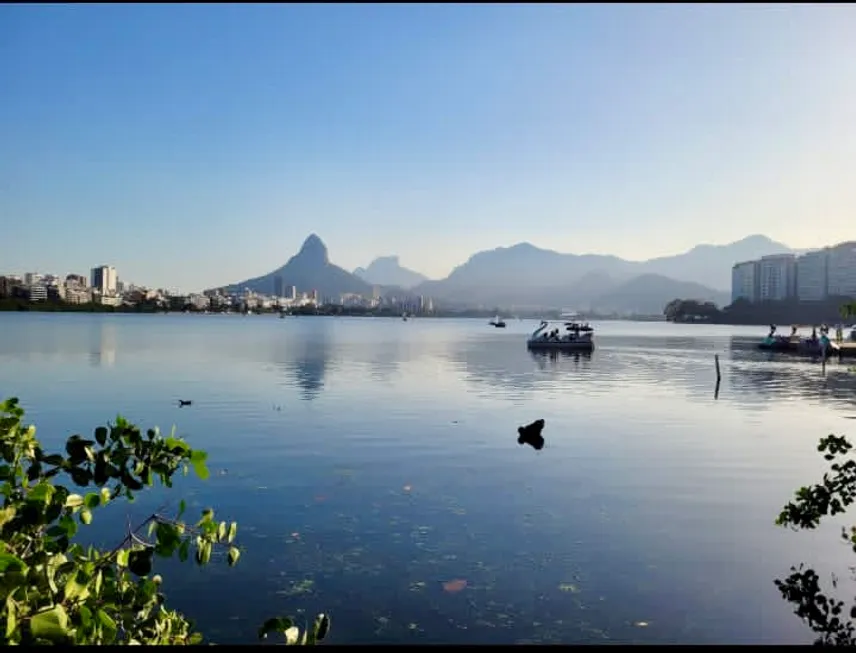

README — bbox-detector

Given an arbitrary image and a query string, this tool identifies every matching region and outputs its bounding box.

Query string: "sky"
[2,3,856,292]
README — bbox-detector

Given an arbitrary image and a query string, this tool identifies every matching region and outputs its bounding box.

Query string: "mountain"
[590,274,730,315]
[354,256,428,289]
[407,234,792,312]
[641,234,793,290]
[414,234,791,294]
[217,234,372,298]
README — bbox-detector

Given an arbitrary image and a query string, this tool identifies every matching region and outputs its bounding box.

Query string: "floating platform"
[758,339,856,358]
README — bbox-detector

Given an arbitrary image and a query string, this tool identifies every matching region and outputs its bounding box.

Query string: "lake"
[2,312,855,644]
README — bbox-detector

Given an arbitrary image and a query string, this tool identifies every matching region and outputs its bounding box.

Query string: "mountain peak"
[353,255,428,289]
[297,234,329,264]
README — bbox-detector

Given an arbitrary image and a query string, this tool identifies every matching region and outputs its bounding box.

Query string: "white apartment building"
[758,254,797,301]
[731,260,759,303]
[827,241,856,298]
[90,265,118,295]
[796,248,829,301]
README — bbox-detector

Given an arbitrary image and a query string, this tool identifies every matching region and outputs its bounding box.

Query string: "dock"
[832,342,856,359]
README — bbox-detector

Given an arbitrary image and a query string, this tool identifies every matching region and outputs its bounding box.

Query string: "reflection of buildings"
[90,320,117,367]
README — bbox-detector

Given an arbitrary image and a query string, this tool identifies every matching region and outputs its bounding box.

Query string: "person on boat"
[768,324,777,338]
[790,325,798,338]
[810,326,818,343]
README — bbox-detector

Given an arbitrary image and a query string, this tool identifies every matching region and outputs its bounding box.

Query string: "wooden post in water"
[714,354,721,400]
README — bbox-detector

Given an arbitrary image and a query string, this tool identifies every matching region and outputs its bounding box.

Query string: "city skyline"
[3,4,856,290]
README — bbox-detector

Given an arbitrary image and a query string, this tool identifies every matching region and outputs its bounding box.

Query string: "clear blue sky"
[2,3,855,292]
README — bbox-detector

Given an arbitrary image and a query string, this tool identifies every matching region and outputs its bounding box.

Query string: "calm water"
[2,313,856,644]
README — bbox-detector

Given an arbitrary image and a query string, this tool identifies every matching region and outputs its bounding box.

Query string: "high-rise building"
[758,254,796,301]
[731,260,759,304]
[796,248,829,301]
[274,275,284,298]
[90,265,118,295]
[827,241,856,298]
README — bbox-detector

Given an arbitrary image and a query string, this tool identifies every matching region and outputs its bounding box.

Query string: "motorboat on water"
[489,314,507,328]
[527,319,595,352]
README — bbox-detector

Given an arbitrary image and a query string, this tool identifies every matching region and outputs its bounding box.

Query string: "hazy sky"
[2,4,855,292]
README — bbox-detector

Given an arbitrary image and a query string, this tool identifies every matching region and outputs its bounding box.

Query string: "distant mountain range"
[354,256,427,289]
[214,233,800,314]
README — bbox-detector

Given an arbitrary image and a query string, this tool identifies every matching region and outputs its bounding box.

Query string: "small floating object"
[177,399,193,407]
[518,418,545,450]
[442,579,468,593]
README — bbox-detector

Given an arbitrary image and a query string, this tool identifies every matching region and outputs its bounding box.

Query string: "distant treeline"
[664,296,856,326]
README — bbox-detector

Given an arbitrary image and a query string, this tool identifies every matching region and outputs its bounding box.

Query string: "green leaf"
[189,450,209,480]
[28,481,55,505]
[177,499,186,520]
[227,546,240,567]
[84,492,100,509]
[116,549,130,567]
[96,609,117,644]
[0,505,16,529]
[227,521,237,543]
[100,487,111,504]
[80,508,93,525]
[30,605,70,643]
[0,552,27,574]
[64,570,90,602]
[258,617,294,640]
[5,594,16,638]
[64,494,84,509]
[178,539,190,562]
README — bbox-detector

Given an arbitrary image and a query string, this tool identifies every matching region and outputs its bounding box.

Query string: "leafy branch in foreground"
[775,434,856,645]
[0,397,329,645]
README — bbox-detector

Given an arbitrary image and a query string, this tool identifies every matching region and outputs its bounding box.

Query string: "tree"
[840,301,856,321]
[775,434,856,645]
[0,397,329,645]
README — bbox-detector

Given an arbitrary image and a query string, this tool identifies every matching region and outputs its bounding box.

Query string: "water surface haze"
[1,313,854,644]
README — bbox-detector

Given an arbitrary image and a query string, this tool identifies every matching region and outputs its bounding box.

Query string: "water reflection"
[89,320,117,368]
[272,318,333,401]
[727,337,856,410]
[529,349,593,369]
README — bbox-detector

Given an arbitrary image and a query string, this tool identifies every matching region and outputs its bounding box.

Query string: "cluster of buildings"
[1,266,436,314]
[731,241,856,304]
[205,280,434,314]
[0,265,135,306]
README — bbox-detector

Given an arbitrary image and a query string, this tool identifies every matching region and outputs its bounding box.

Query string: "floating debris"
[558,583,581,594]
[442,579,468,593]
[633,620,650,628]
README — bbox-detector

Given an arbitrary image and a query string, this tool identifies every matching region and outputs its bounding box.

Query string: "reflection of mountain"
[444,336,597,399]
[90,320,117,368]
[727,337,856,409]
[273,319,333,401]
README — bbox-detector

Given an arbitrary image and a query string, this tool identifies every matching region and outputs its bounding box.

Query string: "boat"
[527,319,595,352]
[489,315,507,328]
[758,324,835,357]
